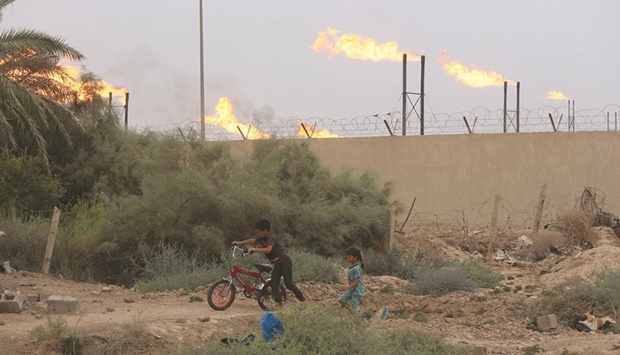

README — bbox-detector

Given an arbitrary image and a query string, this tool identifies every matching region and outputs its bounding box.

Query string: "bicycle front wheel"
[207,279,236,311]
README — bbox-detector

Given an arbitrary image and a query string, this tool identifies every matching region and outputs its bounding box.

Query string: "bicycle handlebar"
[232,245,248,257]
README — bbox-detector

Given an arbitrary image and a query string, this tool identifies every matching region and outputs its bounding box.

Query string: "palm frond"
[0,0,16,22]
[0,29,84,60]
[0,109,17,149]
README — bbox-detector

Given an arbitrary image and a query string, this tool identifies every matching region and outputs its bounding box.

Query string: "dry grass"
[30,317,82,354]
[557,210,596,247]
[83,316,156,355]
[528,230,566,261]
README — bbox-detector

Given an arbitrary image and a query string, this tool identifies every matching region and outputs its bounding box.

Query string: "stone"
[0,290,22,313]
[537,314,558,330]
[47,295,80,314]
[26,294,39,303]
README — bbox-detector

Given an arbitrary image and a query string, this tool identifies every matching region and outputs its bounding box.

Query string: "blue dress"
[338,263,365,310]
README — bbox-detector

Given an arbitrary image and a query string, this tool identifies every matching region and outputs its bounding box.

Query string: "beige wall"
[222,131,620,225]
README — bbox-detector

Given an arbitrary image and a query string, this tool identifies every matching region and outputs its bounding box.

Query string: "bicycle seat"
[254,263,274,273]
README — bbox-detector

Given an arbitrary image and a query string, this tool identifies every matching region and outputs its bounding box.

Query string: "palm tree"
[0,0,84,169]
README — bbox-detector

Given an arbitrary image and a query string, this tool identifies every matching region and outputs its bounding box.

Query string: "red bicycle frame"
[229,263,268,297]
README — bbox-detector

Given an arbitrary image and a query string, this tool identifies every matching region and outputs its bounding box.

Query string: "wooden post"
[533,183,548,234]
[42,207,61,275]
[399,197,416,232]
[486,195,501,262]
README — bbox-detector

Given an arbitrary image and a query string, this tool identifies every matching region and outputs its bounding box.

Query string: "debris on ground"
[574,309,617,332]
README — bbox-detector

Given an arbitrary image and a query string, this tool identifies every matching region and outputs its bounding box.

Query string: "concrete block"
[1,261,15,273]
[0,290,22,313]
[26,294,39,303]
[537,314,558,330]
[39,293,51,301]
[47,295,80,314]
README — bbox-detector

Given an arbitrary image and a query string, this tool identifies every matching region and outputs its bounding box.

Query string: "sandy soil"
[2,224,620,354]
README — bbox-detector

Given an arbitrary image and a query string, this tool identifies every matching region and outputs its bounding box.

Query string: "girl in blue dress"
[338,247,365,311]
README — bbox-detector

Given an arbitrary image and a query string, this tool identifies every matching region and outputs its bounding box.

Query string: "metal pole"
[503,81,507,133]
[516,82,520,132]
[616,112,618,131]
[607,112,610,131]
[124,92,129,130]
[402,53,407,136]
[420,55,425,136]
[572,100,575,131]
[567,100,571,131]
[199,0,206,141]
[108,92,112,108]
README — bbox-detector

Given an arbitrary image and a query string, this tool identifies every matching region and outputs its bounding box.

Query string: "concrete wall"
[223,131,620,225]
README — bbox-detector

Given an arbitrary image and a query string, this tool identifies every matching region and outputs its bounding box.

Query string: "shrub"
[528,230,566,261]
[31,317,81,355]
[85,317,154,355]
[557,209,596,247]
[408,260,500,296]
[409,267,476,296]
[89,138,392,285]
[524,270,620,328]
[0,151,65,213]
[134,243,226,293]
[185,303,468,355]
[0,210,48,271]
[461,261,502,289]
[135,246,341,292]
[288,249,341,283]
[52,201,106,281]
[364,247,428,280]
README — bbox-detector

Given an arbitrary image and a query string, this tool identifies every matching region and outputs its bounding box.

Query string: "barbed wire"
[145,104,620,141]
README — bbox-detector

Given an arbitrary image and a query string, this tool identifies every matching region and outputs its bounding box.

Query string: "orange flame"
[546,90,570,100]
[297,123,339,138]
[63,65,128,104]
[438,51,514,88]
[312,27,420,62]
[205,97,271,140]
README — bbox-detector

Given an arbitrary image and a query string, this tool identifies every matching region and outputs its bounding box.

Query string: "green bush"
[461,261,502,289]
[364,248,426,280]
[409,267,476,296]
[134,245,341,292]
[31,317,81,355]
[5,126,394,285]
[89,138,392,285]
[50,201,107,281]
[185,303,468,355]
[288,249,341,283]
[0,210,49,271]
[0,151,64,213]
[524,270,620,328]
[408,260,500,297]
[135,243,226,293]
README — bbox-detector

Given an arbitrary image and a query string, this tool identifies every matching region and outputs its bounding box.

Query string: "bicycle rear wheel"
[257,285,287,311]
[207,279,236,311]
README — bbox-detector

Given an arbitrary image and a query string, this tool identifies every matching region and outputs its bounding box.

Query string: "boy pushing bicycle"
[233,219,306,306]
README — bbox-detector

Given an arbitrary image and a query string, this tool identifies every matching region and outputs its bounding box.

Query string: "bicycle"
[207,245,287,311]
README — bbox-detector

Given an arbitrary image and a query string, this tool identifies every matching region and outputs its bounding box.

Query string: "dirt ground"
[2,224,620,354]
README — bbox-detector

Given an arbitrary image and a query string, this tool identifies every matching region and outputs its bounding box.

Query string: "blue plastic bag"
[260,312,284,342]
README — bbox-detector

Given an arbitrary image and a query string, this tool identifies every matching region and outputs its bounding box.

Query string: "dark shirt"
[257,234,287,263]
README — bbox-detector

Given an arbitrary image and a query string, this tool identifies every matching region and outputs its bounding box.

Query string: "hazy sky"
[5,0,620,132]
